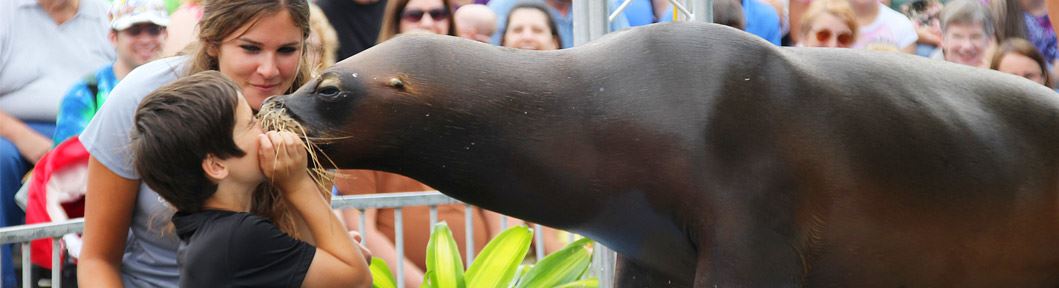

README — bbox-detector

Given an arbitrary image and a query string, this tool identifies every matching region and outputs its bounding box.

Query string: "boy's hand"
[258,131,309,192]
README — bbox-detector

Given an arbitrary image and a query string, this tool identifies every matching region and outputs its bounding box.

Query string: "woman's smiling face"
[213,10,305,110]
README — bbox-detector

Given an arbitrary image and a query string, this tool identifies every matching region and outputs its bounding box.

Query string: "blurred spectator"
[1020,0,1056,68]
[989,0,1028,42]
[30,5,167,284]
[760,0,788,37]
[901,0,944,56]
[621,0,666,26]
[500,2,560,49]
[319,0,388,62]
[741,0,783,44]
[850,0,918,52]
[0,0,114,286]
[55,0,170,144]
[488,0,630,48]
[991,37,1053,87]
[712,0,746,30]
[160,0,201,56]
[790,0,812,44]
[308,3,339,75]
[454,3,497,43]
[798,0,858,48]
[932,0,995,67]
[1050,0,1059,34]
[378,0,456,43]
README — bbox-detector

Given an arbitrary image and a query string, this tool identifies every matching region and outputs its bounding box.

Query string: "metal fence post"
[573,0,590,46]
[693,0,713,23]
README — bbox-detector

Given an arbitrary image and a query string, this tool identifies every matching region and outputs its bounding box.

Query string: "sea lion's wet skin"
[266,23,1059,286]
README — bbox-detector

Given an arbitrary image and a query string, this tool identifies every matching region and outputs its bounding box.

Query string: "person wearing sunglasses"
[377,0,456,42]
[798,0,859,48]
[53,0,169,145]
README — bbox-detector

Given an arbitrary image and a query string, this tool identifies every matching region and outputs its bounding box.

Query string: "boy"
[130,71,371,287]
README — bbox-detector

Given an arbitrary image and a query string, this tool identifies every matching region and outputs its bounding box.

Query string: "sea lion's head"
[260,33,484,169]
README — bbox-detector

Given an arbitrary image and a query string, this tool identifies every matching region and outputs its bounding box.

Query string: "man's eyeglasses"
[121,24,165,37]
[402,8,449,22]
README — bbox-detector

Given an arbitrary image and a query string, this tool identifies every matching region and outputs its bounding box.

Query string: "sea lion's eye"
[318,86,341,98]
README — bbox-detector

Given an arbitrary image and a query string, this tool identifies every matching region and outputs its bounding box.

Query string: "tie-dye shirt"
[1024,12,1057,66]
[53,64,118,144]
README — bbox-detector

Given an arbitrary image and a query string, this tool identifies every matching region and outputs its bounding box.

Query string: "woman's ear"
[202,154,229,181]
[207,43,219,58]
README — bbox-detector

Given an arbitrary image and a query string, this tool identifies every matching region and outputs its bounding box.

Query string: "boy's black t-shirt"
[172,210,316,288]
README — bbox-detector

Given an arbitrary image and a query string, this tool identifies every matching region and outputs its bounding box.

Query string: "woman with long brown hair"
[77,0,330,286]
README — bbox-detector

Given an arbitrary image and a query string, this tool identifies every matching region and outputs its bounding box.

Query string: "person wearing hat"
[10,1,169,286]
[54,0,170,144]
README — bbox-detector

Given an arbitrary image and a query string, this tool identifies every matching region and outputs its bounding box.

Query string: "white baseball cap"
[109,0,170,31]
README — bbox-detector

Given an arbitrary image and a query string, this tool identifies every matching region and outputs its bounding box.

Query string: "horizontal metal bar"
[0,192,454,244]
[0,219,84,245]
[332,191,462,209]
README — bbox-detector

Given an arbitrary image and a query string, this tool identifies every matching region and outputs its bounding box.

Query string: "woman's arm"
[260,132,370,288]
[78,157,139,288]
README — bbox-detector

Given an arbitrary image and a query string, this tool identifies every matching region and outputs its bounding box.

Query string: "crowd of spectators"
[1,0,1057,286]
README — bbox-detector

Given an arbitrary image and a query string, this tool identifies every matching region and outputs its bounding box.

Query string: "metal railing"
[0,191,615,288]
[572,0,713,46]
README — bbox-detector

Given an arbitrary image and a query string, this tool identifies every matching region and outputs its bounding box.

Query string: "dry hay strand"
[254,101,340,240]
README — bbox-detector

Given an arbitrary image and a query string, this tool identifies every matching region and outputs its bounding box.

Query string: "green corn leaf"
[422,271,434,288]
[515,238,594,288]
[553,278,600,288]
[465,225,534,288]
[370,257,397,288]
[426,222,466,288]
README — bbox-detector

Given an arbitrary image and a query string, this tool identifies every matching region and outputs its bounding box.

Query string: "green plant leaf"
[425,222,466,288]
[515,238,594,288]
[370,257,397,288]
[465,225,534,288]
[553,279,599,288]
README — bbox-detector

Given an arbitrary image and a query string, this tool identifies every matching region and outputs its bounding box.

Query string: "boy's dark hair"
[131,70,247,213]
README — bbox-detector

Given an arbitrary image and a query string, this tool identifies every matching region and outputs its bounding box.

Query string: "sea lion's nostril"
[388,78,404,89]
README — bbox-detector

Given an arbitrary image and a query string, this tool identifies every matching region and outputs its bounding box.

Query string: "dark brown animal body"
[268,23,1059,286]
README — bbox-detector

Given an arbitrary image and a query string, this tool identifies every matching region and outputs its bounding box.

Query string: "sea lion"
[263,22,1059,286]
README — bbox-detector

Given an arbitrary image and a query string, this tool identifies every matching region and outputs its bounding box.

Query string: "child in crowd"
[129,71,371,287]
